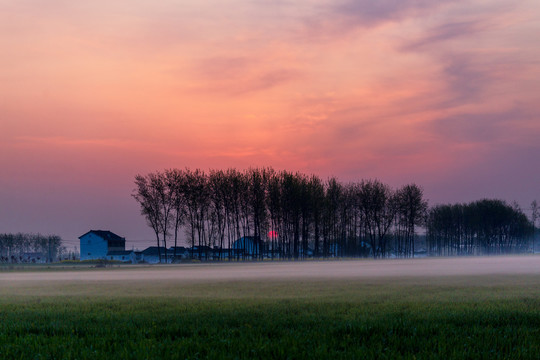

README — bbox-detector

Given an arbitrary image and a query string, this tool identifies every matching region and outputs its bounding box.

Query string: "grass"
[0,268,539,359]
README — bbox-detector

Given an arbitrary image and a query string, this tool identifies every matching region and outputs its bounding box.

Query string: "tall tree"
[531,200,539,252]
[133,174,164,262]
[165,169,187,261]
[358,179,396,258]
[183,169,210,259]
[395,184,428,257]
[427,199,533,255]
[152,171,174,263]
[309,175,325,258]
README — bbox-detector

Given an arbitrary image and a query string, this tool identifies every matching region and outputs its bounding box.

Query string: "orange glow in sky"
[1,0,539,245]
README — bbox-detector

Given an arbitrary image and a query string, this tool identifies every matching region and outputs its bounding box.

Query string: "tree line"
[133,168,537,263]
[133,168,536,262]
[0,233,64,263]
[133,168,429,262]
[426,199,535,256]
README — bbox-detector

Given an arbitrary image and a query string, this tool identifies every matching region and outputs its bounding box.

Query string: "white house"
[79,230,126,261]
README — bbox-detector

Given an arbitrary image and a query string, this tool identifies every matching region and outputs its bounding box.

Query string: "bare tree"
[530,200,538,252]
[395,184,428,257]
[427,199,533,255]
[183,169,210,259]
[358,179,396,258]
[0,233,63,263]
[165,169,187,261]
[133,174,164,262]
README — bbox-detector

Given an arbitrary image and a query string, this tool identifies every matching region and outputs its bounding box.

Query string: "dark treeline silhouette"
[426,199,534,256]
[0,233,64,263]
[133,168,535,263]
[133,168,429,262]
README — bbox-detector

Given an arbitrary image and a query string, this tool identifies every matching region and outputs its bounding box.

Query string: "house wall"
[80,233,108,260]
[142,254,160,264]
[108,253,135,263]
[107,241,125,252]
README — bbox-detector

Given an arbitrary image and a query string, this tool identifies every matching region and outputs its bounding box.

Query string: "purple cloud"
[294,0,463,45]
[334,0,454,27]
[427,107,533,143]
[402,21,488,51]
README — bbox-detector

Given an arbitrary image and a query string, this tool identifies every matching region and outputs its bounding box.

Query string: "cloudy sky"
[1,0,539,248]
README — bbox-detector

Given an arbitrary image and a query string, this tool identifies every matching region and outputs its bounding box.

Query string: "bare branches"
[133,167,531,260]
[426,200,533,256]
[0,233,63,263]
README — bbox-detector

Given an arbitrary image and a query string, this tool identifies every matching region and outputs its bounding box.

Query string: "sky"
[1,0,539,250]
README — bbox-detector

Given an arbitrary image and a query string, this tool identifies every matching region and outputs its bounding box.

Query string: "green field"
[1,263,539,359]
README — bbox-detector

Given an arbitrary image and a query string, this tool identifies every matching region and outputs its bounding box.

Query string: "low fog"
[2,256,539,283]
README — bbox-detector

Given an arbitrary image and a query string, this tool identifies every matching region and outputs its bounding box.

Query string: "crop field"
[1,256,539,359]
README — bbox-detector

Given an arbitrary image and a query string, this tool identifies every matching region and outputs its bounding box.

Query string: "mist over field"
[2,256,539,358]
[2,256,539,284]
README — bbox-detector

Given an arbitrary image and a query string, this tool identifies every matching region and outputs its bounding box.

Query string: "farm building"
[169,246,190,260]
[140,247,162,264]
[141,246,190,263]
[232,236,265,259]
[107,250,138,263]
[190,245,214,260]
[79,230,126,261]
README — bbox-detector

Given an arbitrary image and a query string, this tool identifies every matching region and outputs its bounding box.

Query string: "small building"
[190,245,214,260]
[139,246,189,264]
[232,236,265,259]
[140,246,162,264]
[107,250,136,263]
[79,230,126,261]
[21,252,47,263]
[169,246,189,261]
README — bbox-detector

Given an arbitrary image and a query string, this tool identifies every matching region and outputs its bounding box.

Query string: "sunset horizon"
[1,0,539,246]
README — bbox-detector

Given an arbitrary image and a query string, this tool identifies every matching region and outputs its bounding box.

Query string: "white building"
[79,230,126,261]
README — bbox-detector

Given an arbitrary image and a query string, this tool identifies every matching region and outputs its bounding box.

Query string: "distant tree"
[183,169,210,259]
[208,170,227,259]
[532,200,539,252]
[154,171,175,263]
[247,168,270,260]
[165,169,188,261]
[531,200,538,231]
[309,175,325,258]
[132,167,535,261]
[133,173,164,262]
[266,171,283,259]
[427,199,533,255]
[395,184,428,257]
[358,179,397,258]
[0,233,63,263]
[324,177,343,258]
[43,235,62,262]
